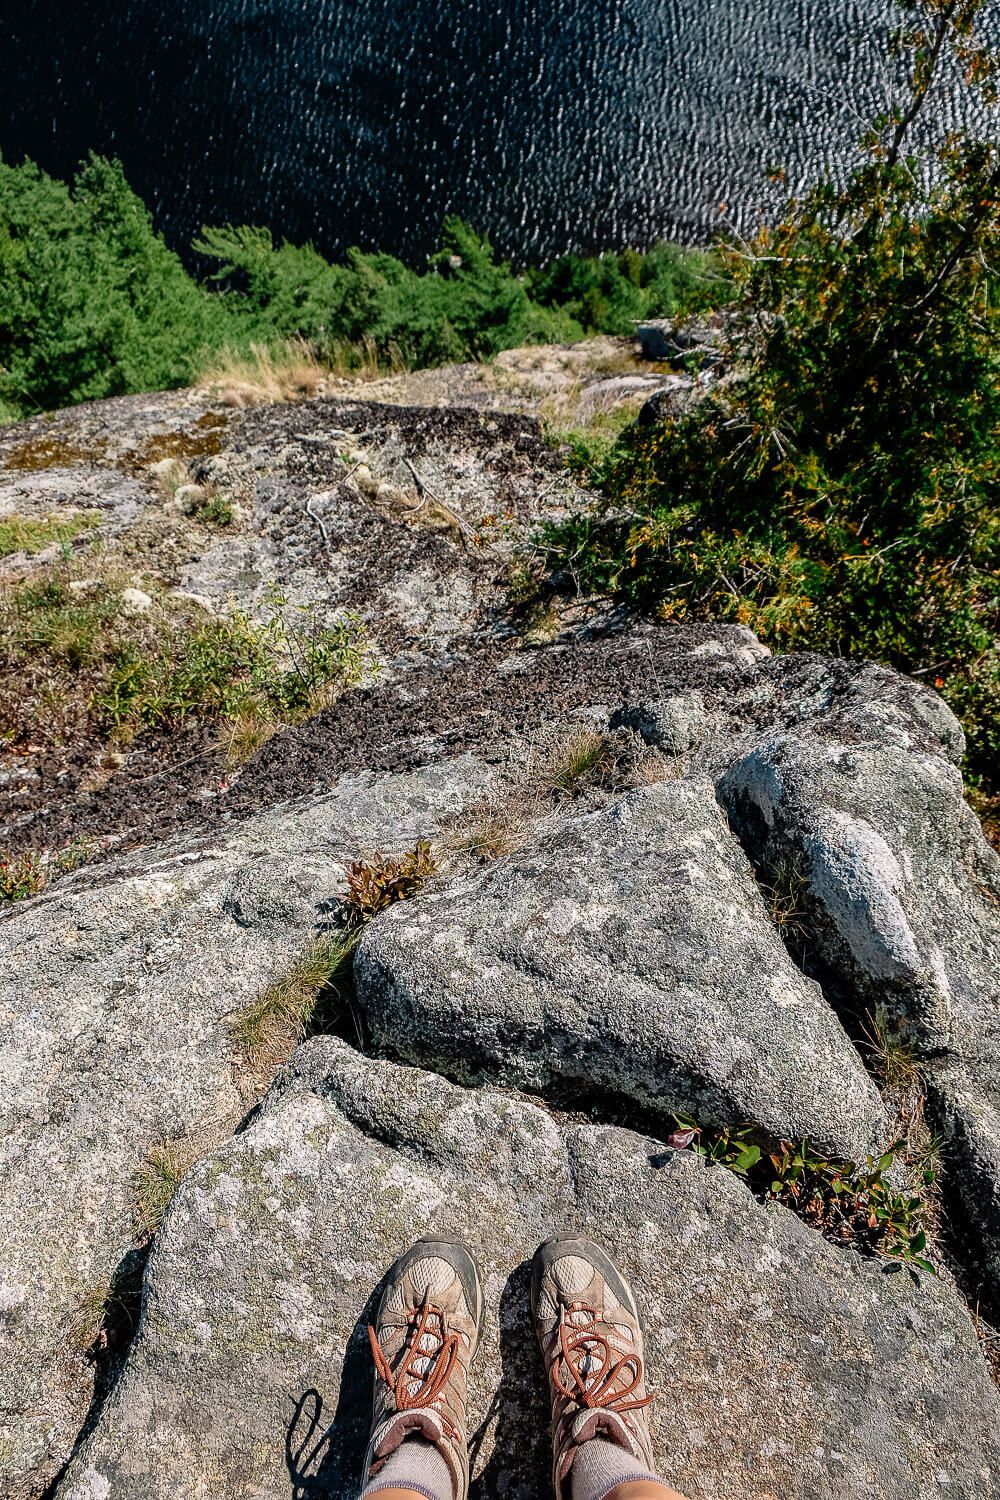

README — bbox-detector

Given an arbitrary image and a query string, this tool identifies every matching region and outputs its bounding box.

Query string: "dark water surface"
[1,0,980,263]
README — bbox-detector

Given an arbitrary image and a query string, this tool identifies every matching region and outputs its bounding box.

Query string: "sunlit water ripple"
[3,0,988,262]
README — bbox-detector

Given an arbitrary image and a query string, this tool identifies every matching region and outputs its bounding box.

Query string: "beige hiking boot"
[361,1237,483,1500]
[531,1234,657,1498]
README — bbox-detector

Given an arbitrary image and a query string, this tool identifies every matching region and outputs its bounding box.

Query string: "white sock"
[362,1434,454,1500]
[570,1436,662,1500]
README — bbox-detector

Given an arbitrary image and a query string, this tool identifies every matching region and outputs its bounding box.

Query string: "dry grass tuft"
[198,334,397,408]
[67,1252,146,1357]
[630,751,685,786]
[230,932,358,1080]
[862,1008,931,1152]
[973,1304,1000,1384]
[762,855,811,947]
[863,1011,923,1104]
[447,800,530,863]
[223,707,281,768]
[133,1140,197,1242]
[540,730,614,797]
[198,338,331,407]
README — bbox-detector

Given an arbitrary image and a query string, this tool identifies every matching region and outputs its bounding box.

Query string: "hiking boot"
[361,1237,483,1500]
[531,1234,656,1498]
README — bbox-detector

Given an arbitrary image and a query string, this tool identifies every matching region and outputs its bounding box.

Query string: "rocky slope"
[3,342,1000,1498]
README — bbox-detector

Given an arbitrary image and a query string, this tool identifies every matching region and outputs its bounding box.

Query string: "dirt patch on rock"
[1,620,875,865]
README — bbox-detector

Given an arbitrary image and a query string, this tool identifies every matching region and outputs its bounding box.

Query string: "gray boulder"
[56,1040,1000,1500]
[355,777,888,1158]
[719,728,999,1056]
[0,757,489,1497]
[609,690,712,753]
[718,723,1000,1300]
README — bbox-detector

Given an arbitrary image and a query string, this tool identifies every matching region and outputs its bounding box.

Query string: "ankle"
[568,1435,664,1500]
[361,1435,455,1500]
[366,1491,446,1500]
[604,1485,691,1500]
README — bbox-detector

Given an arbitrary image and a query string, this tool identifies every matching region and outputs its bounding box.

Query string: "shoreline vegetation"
[0,152,719,424]
[1,0,998,847]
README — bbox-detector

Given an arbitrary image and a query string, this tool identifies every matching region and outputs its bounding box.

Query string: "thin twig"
[305,498,330,546]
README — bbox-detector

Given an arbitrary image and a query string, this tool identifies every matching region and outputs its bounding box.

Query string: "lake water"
[2,0,983,264]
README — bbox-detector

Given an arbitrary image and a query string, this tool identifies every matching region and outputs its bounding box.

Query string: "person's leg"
[604,1485,690,1500]
[362,1435,452,1498]
[359,1238,483,1500]
[531,1235,693,1500]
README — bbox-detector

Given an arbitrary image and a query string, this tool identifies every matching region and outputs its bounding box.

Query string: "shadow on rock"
[285,1275,386,1499]
[471,1259,550,1500]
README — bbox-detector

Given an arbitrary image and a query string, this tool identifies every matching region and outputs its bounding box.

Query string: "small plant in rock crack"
[762,854,810,950]
[230,931,359,1077]
[668,1117,936,1273]
[668,1118,764,1176]
[541,730,614,797]
[862,1011,922,1108]
[68,1250,146,1358]
[0,849,47,902]
[342,840,438,927]
[447,800,530,864]
[132,1140,195,1243]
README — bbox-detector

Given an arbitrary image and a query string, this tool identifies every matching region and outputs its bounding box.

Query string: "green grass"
[183,488,235,527]
[0,560,375,753]
[540,730,613,797]
[0,512,98,557]
[132,1141,192,1242]
[230,932,358,1078]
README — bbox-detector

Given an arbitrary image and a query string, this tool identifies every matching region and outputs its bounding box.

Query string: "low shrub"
[342,841,438,926]
[541,0,1000,835]
[0,562,375,754]
[525,241,726,335]
[669,1117,937,1272]
[0,849,46,902]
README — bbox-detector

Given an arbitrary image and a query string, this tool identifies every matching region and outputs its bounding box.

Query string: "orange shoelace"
[368,1298,462,1438]
[551,1301,655,1414]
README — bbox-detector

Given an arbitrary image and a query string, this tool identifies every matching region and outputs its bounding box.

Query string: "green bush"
[194,216,583,366]
[0,153,721,422]
[0,154,241,414]
[525,241,725,334]
[542,0,1000,837]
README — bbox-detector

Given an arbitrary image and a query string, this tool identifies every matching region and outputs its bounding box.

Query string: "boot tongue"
[374,1407,445,1456]
[569,1406,637,1457]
